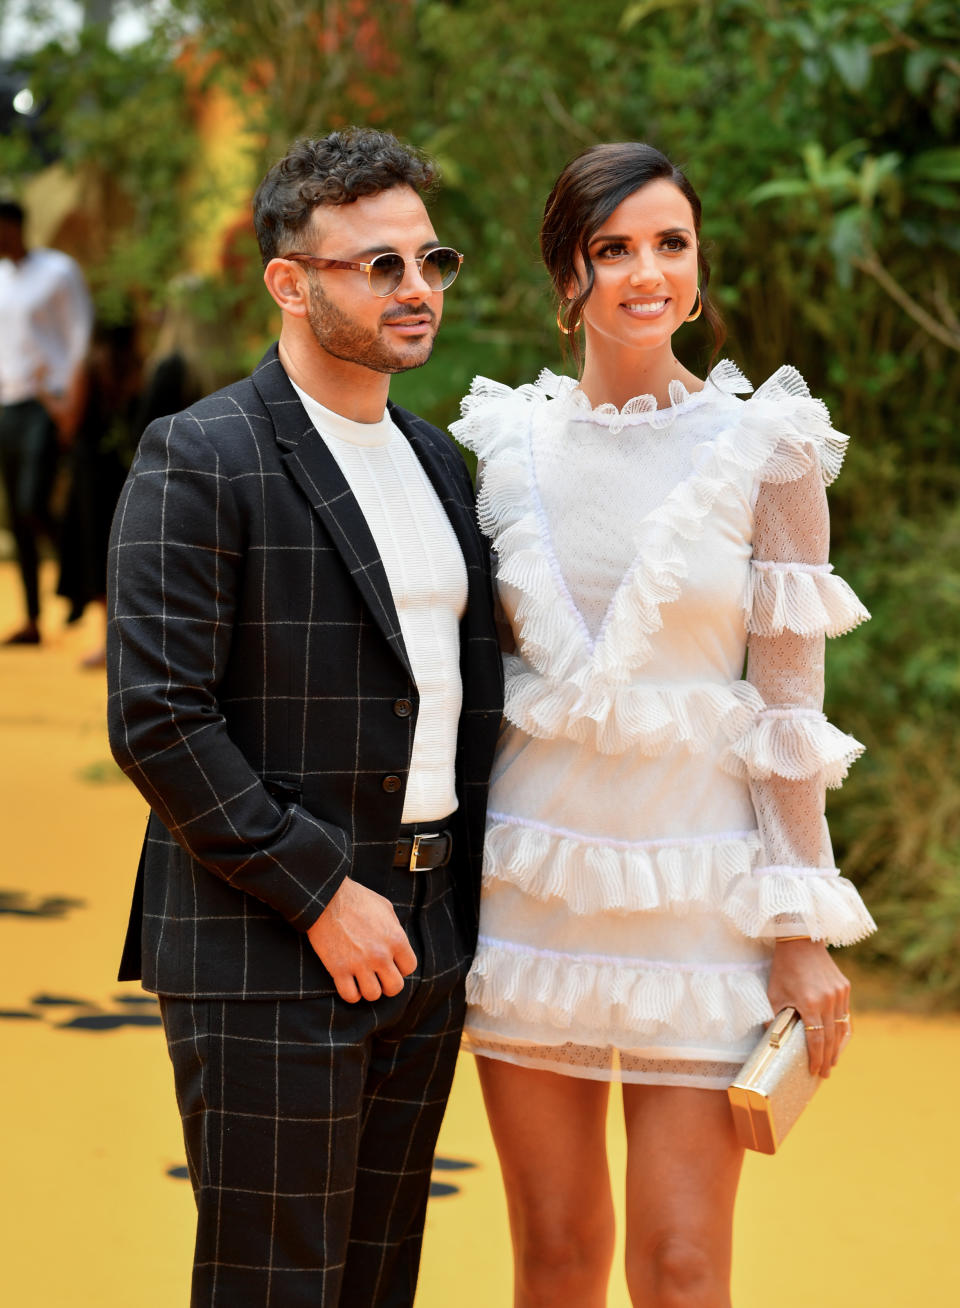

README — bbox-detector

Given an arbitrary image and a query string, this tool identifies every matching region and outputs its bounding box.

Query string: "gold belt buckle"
[409,832,439,871]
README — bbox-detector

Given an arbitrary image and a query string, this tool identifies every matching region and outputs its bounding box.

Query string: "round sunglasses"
[282,246,463,297]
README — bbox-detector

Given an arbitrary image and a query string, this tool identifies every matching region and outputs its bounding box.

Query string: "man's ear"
[263,258,310,318]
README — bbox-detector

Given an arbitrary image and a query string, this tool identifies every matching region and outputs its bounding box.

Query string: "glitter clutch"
[727,1007,820,1154]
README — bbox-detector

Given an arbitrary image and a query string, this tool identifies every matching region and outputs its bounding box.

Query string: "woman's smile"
[620,298,669,317]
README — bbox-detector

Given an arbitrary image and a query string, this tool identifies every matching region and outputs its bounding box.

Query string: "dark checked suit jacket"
[107,344,503,998]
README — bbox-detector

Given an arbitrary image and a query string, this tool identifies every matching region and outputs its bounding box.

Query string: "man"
[107,130,503,1306]
[0,199,93,643]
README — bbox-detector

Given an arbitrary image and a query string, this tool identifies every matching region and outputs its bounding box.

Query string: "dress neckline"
[537,360,753,434]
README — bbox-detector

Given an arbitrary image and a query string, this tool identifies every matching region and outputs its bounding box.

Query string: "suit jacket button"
[393,698,413,718]
[382,774,402,794]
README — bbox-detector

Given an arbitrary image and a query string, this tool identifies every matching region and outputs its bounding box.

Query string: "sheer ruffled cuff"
[745,561,870,638]
[721,708,864,788]
[721,865,877,946]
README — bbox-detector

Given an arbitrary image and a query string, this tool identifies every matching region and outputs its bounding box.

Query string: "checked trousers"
[159,856,471,1308]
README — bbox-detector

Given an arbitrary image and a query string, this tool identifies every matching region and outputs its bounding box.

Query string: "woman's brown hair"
[540,142,725,367]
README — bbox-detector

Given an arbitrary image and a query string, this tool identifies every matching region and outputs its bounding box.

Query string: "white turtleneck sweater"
[291,381,467,823]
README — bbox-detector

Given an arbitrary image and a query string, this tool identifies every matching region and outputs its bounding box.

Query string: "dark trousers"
[0,399,59,621]
[159,855,471,1308]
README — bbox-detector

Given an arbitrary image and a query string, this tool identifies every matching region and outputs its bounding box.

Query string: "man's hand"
[306,877,417,1003]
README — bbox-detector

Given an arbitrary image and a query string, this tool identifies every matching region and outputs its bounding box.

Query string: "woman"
[451,143,875,1307]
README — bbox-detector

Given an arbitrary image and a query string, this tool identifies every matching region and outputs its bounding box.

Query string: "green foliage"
[827,503,960,1002]
[5,0,958,1001]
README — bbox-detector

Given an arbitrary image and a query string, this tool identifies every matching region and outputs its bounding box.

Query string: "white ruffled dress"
[450,361,876,1090]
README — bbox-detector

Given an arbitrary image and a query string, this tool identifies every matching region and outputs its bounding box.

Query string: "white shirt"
[290,380,468,823]
[0,248,93,404]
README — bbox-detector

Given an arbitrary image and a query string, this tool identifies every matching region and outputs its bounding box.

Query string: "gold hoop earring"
[556,304,582,335]
[685,288,702,323]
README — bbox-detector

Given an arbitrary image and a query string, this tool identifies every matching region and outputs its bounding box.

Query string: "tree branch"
[933,268,960,334]
[875,13,960,80]
[852,250,960,353]
[540,86,599,148]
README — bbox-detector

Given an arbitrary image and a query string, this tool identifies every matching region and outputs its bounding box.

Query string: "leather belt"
[393,830,452,872]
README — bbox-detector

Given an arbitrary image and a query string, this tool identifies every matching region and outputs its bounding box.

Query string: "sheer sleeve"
[720,461,875,945]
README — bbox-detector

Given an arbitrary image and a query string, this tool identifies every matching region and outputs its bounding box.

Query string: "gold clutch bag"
[727,1007,820,1154]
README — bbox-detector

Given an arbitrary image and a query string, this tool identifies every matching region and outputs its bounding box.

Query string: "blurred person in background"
[132,275,212,437]
[56,284,215,670]
[54,320,140,667]
[452,142,875,1308]
[0,198,93,644]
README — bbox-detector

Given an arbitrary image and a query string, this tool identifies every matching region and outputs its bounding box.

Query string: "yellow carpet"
[1,560,957,1306]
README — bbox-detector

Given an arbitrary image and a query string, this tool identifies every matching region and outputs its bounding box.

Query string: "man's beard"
[306,278,437,375]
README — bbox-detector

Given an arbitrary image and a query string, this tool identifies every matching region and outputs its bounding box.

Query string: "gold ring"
[804,1023,825,1032]
[836,1014,850,1023]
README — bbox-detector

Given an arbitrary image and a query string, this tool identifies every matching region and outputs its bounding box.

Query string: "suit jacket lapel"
[251,346,412,678]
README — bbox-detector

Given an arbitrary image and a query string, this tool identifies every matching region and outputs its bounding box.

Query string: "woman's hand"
[767,938,851,1078]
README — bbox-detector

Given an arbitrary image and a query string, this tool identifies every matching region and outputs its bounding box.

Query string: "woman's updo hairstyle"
[540,142,725,366]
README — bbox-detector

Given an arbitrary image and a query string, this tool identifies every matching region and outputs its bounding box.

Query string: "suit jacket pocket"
[262,775,303,807]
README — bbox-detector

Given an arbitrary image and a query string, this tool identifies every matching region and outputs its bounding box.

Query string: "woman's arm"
[733,464,871,1075]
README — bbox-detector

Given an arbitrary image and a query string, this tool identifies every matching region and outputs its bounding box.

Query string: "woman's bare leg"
[622,1084,744,1308]
[477,1055,616,1308]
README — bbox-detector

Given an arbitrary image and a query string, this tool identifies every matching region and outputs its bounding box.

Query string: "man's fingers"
[395,937,418,977]
[338,959,408,1005]
[334,973,362,1004]
[356,970,384,1003]
[307,878,418,999]
[378,963,407,998]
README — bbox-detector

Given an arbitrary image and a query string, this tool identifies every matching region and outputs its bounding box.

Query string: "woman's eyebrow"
[588,227,693,245]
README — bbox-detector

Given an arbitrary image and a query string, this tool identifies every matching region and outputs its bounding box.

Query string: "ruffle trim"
[721,709,865,788]
[452,364,850,753]
[483,816,875,945]
[536,359,754,432]
[453,363,847,487]
[480,469,590,683]
[504,656,764,756]
[739,366,848,487]
[483,816,764,915]
[725,869,877,946]
[467,937,773,1045]
[479,456,694,685]
[454,360,753,440]
[745,561,870,638]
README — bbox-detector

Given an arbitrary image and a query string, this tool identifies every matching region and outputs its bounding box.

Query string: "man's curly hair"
[253,129,437,266]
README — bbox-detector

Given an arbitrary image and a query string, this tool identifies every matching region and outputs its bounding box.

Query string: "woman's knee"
[627,1233,724,1308]
[515,1206,614,1297]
